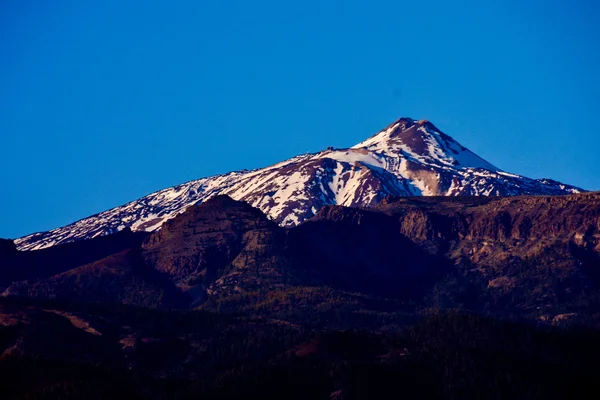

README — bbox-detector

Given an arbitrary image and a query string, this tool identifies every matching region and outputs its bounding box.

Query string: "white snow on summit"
[14,117,582,251]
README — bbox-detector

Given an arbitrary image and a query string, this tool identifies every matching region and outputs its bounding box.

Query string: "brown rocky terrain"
[141,195,295,304]
[314,192,600,321]
[2,192,600,326]
[2,193,600,398]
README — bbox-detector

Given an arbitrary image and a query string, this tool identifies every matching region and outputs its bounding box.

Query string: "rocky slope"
[314,192,600,321]
[141,196,295,304]
[4,192,600,325]
[15,117,582,250]
[3,249,188,308]
[0,228,148,287]
[4,196,438,309]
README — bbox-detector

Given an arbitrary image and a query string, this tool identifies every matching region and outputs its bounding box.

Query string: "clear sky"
[1,0,599,239]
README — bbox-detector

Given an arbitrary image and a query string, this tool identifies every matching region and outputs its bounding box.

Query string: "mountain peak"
[14,116,583,251]
[352,117,497,171]
[378,117,436,132]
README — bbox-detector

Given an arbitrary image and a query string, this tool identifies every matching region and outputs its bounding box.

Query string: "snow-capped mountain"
[15,117,582,251]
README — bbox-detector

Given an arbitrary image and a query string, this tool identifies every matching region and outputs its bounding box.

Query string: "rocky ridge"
[15,117,582,251]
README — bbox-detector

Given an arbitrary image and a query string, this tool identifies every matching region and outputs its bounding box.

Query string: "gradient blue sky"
[1,0,599,238]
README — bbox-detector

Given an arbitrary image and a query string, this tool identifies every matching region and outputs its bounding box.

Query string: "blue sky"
[1,0,599,238]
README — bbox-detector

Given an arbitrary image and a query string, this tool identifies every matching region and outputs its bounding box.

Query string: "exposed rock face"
[4,192,600,325]
[141,196,293,302]
[2,195,441,307]
[15,117,582,251]
[311,192,600,321]
[372,192,600,248]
